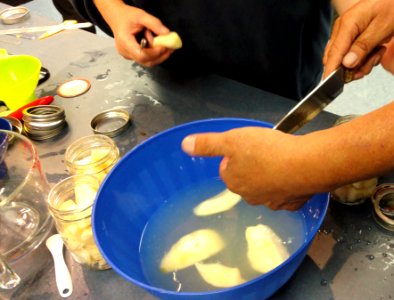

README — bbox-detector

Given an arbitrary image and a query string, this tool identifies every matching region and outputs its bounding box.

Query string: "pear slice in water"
[246,224,289,273]
[195,262,246,288]
[193,189,242,216]
[160,229,224,273]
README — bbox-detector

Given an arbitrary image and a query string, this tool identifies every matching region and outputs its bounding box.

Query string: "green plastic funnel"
[0,49,41,110]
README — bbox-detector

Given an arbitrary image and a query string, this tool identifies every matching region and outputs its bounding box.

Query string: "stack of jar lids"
[22,105,66,140]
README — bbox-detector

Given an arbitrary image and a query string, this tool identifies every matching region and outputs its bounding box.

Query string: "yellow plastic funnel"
[0,49,41,110]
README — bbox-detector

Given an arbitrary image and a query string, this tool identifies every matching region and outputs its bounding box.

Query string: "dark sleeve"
[69,0,114,36]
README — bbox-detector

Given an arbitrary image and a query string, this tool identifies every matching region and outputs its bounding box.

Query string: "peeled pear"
[193,189,242,216]
[160,229,224,273]
[245,224,289,273]
[75,181,97,207]
[59,199,78,211]
[153,32,182,49]
[195,262,246,288]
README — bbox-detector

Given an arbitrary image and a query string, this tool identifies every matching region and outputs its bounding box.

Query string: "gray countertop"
[0,5,393,300]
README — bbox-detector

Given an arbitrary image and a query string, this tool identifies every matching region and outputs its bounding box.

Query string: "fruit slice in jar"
[75,180,98,207]
[195,262,246,288]
[245,224,289,273]
[58,199,78,211]
[193,189,242,216]
[160,229,224,273]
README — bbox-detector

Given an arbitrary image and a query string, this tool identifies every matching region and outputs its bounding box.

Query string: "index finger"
[138,13,169,36]
[323,17,358,78]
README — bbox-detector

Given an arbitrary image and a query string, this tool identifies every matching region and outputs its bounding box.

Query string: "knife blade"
[273,66,349,134]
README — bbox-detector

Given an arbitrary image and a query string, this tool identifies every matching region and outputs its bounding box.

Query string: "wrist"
[93,0,128,29]
[291,129,351,194]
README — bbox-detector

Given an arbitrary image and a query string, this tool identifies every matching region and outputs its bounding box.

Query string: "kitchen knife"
[273,66,351,134]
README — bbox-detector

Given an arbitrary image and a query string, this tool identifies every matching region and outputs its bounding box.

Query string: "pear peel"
[160,229,224,273]
[195,262,246,288]
[153,32,182,49]
[193,189,242,216]
[246,224,289,274]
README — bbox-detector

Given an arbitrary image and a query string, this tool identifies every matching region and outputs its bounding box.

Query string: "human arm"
[181,101,394,211]
[324,0,394,79]
[331,0,359,15]
[92,0,172,66]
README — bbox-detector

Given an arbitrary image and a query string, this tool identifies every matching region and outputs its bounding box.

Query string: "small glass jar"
[330,115,378,205]
[65,134,119,183]
[47,174,110,270]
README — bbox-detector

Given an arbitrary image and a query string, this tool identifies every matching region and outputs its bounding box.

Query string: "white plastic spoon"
[46,234,73,298]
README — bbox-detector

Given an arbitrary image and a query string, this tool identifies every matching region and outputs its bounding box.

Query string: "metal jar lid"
[22,105,67,140]
[371,184,394,232]
[90,108,131,137]
[0,6,30,25]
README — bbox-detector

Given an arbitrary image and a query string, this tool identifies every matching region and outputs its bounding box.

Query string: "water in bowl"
[139,178,305,292]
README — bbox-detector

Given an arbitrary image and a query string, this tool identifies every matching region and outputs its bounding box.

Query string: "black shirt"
[72,0,332,100]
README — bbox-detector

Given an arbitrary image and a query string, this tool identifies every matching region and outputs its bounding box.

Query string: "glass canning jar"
[65,134,119,183]
[47,174,110,270]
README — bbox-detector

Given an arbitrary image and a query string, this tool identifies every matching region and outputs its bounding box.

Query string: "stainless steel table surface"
[0,4,393,300]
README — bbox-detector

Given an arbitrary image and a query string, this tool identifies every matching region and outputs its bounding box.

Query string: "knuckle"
[353,39,370,53]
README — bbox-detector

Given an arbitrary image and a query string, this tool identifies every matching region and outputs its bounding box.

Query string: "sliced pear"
[245,224,289,273]
[58,199,78,211]
[195,262,246,288]
[75,181,97,207]
[193,189,242,216]
[160,229,224,273]
[153,32,182,49]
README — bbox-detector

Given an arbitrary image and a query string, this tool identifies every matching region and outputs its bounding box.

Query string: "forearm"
[299,101,394,192]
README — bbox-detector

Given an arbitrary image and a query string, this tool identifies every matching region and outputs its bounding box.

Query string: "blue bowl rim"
[0,117,12,131]
[93,117,330,296]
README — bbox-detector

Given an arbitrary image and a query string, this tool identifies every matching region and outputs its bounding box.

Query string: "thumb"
[182,133,228,157]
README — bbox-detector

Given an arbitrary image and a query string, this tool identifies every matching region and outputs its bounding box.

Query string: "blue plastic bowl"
[0,118,12,163]
[93,118,329,300]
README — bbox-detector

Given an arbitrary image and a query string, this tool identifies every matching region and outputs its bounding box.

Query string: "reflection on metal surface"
[22,105,67,140]
[274,67,346,133]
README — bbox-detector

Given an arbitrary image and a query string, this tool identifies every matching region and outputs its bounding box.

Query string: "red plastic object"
[8,95,54,120]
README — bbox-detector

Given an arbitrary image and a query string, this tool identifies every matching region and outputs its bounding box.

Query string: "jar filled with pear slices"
[330,115,378,205]
[47,174,110,270]
[65,134,120,183]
